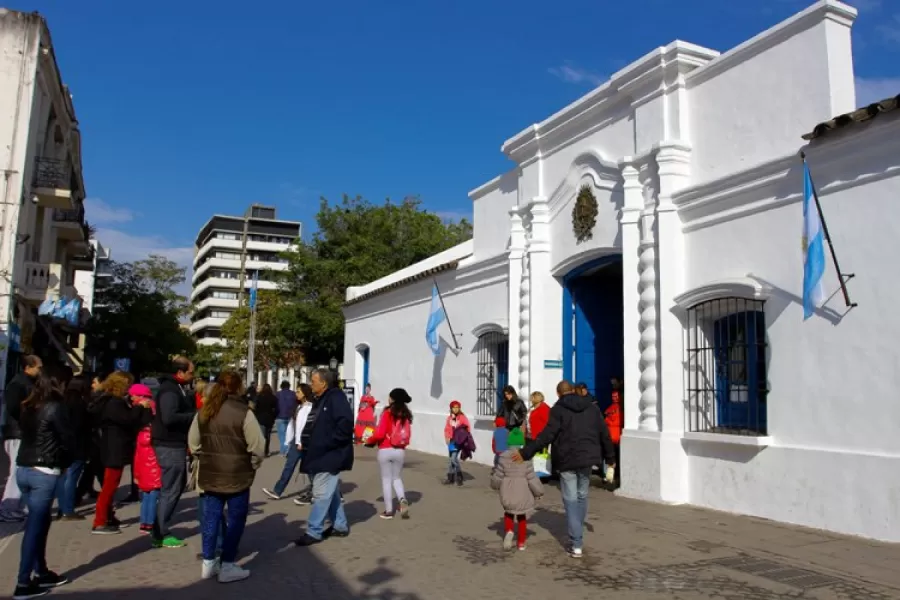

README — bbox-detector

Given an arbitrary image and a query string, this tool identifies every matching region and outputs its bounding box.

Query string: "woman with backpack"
[366,388,412,520]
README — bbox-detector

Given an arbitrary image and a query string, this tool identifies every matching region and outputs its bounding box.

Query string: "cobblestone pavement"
[0,448,898,599]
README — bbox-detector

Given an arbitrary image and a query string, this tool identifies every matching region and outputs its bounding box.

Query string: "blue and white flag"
[802,162,826,320]
[425,284,446,356]
[249,270,259,310]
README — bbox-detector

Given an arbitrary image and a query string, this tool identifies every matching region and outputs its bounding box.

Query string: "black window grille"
[476,331,509,417]
[684,297,768,436]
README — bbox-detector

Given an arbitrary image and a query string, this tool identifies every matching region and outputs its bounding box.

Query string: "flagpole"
[800,151,857,309]
[432,277,460,350]
[246,270,258,384]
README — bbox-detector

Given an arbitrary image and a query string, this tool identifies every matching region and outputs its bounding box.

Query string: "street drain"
[707,555,841,589]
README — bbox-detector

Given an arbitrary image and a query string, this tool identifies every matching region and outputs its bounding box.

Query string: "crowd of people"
[0,349,622,599]
[0,354,357,600]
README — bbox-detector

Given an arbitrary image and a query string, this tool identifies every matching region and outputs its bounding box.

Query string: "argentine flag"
[425,284,446,355]
[249,270,259,310]
[802,162,826,320]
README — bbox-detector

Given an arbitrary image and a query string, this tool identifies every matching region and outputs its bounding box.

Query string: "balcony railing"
[21,261,62,299]
[53,204,85,224]
[33,157,72,190]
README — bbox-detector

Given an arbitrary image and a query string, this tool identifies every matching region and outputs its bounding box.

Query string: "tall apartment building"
[190,204,301,346]
[0,10,97,385]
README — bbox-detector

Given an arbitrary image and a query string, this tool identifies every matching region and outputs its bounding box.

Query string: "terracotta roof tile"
[802,94,900,141]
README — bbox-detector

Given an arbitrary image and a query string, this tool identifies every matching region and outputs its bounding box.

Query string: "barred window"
[475,331,509,417]
[685,298,768,436]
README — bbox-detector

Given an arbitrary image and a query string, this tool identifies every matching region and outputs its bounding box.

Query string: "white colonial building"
[343,0,900,543]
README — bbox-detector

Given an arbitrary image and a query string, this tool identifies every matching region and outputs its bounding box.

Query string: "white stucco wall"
[343,253,509,465]
[674,112,900,541]
[341,0,899,542]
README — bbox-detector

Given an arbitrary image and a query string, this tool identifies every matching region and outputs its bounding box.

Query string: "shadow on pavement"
[47,530,424,600]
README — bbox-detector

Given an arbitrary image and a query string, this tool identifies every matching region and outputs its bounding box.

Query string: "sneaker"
[218,562,250,583]
[139,524,153,535]
[568,547,583,559]
[261,488,281,500]
[59,514,85,522]
[293,533,322,547]
[201,558,220,580]
[518,544,527,551]
[398,498,410,519]
[109,517,128,529]
[379,511,393,520]
[443,475,454,485]
[502,531,515,551]
[293,496,311,506]
[91,525,121,535]
[152,535,186,548]
[12,582,49,599]
[34,572,68,588]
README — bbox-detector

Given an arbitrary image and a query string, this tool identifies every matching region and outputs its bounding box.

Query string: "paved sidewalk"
[0,448,897,599]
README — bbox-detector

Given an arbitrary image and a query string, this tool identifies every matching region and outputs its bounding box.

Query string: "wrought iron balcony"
[53,204,84,223]
[33,157,72,191]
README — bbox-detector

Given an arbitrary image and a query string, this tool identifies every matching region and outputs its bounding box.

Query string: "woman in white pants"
[366,388,413,520]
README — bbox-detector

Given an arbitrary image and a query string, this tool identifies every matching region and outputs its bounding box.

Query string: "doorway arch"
[561,254,624,408]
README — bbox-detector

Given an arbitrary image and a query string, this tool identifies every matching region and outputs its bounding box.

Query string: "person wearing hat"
[443,400,470,486]
[491,427,544,551]
[365,388,413,519]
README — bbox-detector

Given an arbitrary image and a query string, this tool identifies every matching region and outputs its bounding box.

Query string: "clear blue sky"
[9,0,899,282]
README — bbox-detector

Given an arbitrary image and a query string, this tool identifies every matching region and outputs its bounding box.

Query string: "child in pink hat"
[130,384,161,534]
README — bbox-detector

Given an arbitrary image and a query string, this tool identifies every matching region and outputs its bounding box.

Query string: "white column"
[517,217,532,397]
[527,198,551,400]
[508,210,525,392]
[637,162,660,432]
[289,367,296,387]
[655,143,692,433]
[620,162,643,431]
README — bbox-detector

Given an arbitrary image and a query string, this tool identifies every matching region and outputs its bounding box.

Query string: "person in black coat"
[90,372,151,535]
[254,384,279,456]
[498,385,528,431]
[56,376,93,520]
[0,354,42,521]
[513,380,615,558]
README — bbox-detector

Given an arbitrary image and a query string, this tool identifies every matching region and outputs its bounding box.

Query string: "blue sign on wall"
[544,359,563,369]
[114,358,131,372]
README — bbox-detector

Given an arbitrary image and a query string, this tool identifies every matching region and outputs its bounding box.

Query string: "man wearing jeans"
[514,380,615,558]
[294,369,354,546]
[275,380,296,455]
[150,356,196,548]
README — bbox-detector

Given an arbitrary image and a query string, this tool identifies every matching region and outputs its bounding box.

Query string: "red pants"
[504,513,527,546]
[93,467,124,527]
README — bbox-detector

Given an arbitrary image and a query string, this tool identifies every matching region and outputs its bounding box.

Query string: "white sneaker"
[201,559,220,580]
[568,547,583,559]
[218,562,250,583]
[502,531,515,551]
[261,488,280,500]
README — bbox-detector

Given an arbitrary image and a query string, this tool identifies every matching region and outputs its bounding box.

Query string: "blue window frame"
[686,298,768,435]
[361,347,370,390]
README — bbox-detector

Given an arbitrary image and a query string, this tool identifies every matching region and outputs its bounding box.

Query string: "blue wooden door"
[362,347,370,390]
[495,339,509,411]
[713,312,766,432]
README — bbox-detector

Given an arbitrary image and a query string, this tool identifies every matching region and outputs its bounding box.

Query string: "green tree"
[87,259,195,376]
[192,343,224,380]
[277,195,472,363]
[132,254,190,317]
[220,289,305,371]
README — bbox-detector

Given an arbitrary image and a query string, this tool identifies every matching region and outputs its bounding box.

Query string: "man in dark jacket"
[0,355,42,522]
[294,368,353,546]
[514,380,615,559]
[275,380,296,456]
[150,356,195,548]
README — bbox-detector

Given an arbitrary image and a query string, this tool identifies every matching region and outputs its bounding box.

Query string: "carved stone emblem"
[572,184,598,243]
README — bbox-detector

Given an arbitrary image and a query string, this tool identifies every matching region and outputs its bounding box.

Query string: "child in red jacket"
[130,384,161,534]
[604,378,623,484]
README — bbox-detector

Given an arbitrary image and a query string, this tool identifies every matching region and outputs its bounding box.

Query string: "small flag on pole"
[425,284,446,355]
[802,162,826,320]
[249,270,259,310]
